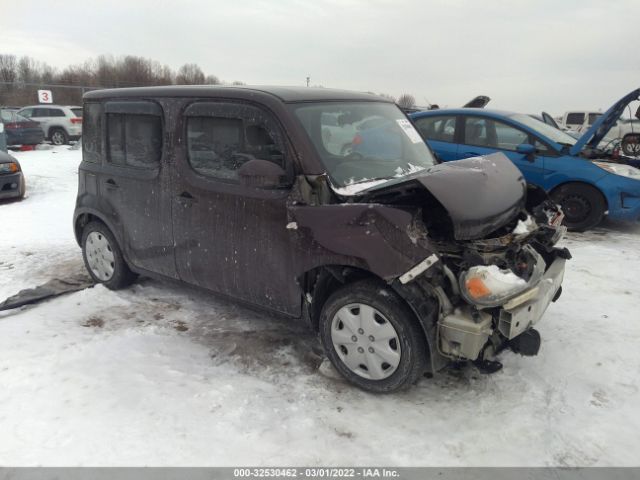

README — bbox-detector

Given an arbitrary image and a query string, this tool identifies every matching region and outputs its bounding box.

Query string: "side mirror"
[516,143,536,155]
[237,159,288,188]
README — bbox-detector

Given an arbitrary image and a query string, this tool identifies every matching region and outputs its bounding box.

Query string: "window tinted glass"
[46,108,65,117]
[82,103,103,163]
[107,113,161,168]
[71,108,83,117]
[414,116,456,142]
[566,112,584,125]
[186,103,286,181]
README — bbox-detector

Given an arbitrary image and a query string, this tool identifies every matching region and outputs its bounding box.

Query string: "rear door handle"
[104,178,119,189]
[177,191,197,206]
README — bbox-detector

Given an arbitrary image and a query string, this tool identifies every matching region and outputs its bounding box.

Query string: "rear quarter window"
[565,113,585,125]
[71,108,83,118]
[82,103,103,163]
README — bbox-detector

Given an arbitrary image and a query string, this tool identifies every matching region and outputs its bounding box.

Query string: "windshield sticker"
[396,119,423,144]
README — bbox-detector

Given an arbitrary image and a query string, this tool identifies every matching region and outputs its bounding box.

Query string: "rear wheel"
[551,183,606,231]
[81,221,137,289]
[319,279,428,392]
[50,128,68,146]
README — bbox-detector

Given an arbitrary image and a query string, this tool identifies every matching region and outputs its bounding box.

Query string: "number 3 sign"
[38,90,53,104]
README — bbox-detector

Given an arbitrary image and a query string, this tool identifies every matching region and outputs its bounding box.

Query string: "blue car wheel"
[550,183,606,231]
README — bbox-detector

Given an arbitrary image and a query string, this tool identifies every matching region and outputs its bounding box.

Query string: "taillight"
[5,123,21,129]
[352,134,363,145]
[71,118,82,124]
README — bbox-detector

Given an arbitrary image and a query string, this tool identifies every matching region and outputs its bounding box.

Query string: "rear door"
[461,115,546,186]
[100,100,176,277]
[412,115,459,161]
[172,100,300,315]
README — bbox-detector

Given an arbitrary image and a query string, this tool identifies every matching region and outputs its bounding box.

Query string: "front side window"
[588,113,602,125]
[414,115,457,143]
[293,102,436,193]
[82,103,103,163]
[186,102,286,181]
[464,117,529,151]
[20,109,34,118]
[107,113,162,168]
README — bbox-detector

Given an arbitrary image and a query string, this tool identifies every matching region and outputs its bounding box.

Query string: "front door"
[99,100,177,277]
[461,116,546,186]
[171,100,300,316]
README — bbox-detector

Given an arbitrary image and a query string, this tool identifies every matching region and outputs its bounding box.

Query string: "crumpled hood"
[570,87,640,155]
[364,153,527,240]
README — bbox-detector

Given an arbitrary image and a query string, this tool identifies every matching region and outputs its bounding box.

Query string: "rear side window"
[565,113,584,125]
[107,113,162,168]
[414,116,456,142]
[71,108,83,117]
[588,113,601,125]
[47,108,66,117]
[82,103,103,163]
[186,102,286,181]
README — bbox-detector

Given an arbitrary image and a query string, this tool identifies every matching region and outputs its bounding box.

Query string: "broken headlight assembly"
[459,246,545,308]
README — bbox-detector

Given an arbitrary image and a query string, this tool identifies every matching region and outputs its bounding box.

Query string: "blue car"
[409,88,640,231]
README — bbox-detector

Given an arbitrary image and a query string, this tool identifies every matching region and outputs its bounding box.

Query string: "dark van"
[74,86,569,392]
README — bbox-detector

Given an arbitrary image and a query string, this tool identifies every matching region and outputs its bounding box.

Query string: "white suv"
[17,105,82,145]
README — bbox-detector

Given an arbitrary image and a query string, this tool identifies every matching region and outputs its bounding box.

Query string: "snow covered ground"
[0,146,639,466]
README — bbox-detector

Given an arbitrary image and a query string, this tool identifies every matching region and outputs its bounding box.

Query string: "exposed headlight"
[593,161,640,179]
[0,162,19,174]
[460,247,546,308]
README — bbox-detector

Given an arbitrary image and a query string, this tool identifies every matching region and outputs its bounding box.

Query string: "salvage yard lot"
[1,146,639,466]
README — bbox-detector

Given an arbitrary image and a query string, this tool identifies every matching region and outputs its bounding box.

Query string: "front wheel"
[319,280,428,392]
[551,183,606,232]
[81,221,137,289]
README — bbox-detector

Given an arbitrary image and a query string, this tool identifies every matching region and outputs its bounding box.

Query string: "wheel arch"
[300,264,438,373]
[74,209,120,246]
[549,180,609,210]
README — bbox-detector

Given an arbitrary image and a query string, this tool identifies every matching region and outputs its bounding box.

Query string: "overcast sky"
[2,0,639,114]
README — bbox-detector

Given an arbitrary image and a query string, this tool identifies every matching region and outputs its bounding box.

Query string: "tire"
[622,133,640,156]
[550,183,606,232]
[81,221,137,289]
[319,279,428,392]
[18,175,26,199]
[49,128,68,146]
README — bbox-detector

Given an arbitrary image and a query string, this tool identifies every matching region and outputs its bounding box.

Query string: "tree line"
[0,53,417,109]
[0,54,244,106]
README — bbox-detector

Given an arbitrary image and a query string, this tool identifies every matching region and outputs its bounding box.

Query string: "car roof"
[83,85,389,103]
[19,105,81,109]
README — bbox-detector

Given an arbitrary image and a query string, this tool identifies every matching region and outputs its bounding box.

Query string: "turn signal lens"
[465,277,491,299]
[0,162,19,174]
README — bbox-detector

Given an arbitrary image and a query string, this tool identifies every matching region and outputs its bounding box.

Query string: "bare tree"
[396,93,416,109]
[205,74,221,85]
[176,63,205,85]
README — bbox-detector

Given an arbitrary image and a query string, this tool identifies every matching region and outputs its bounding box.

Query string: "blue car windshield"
[509,113,578,147]
[293,102,436,194]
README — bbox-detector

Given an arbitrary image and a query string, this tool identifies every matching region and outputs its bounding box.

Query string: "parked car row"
[0,105,82,146]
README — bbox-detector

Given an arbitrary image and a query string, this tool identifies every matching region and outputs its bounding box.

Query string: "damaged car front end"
[287,100,569,391]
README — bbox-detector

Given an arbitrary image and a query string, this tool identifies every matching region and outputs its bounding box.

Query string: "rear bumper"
[0,172,24,200]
